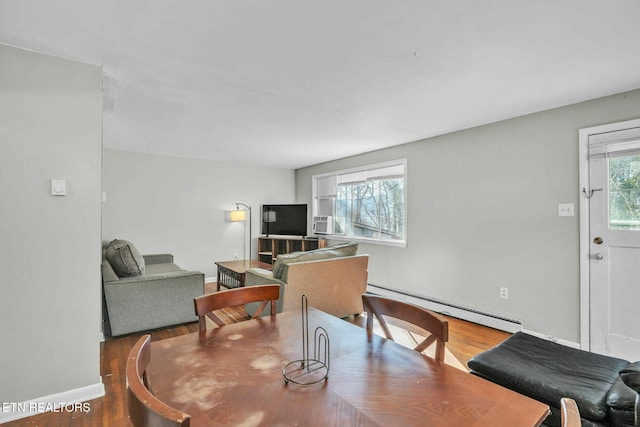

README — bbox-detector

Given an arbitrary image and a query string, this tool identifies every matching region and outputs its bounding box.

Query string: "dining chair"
[560,397,582,427]
[194,284,280,331]
[361,294,449,361]
[126,334,190,427]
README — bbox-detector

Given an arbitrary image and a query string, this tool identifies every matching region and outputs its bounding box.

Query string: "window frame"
[312,159,408,247]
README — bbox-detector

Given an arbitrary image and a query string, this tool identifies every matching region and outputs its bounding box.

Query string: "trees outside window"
[609,155,640,230]
[313,160,406,246]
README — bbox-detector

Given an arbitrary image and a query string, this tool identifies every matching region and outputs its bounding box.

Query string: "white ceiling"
[2,1,640,169]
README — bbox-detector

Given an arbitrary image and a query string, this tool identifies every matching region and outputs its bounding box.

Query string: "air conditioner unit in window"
[313,216,334,235]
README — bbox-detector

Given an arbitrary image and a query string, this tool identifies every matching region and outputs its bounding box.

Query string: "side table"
[215,260,273,291]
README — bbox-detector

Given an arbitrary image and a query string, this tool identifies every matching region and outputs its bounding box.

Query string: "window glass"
[313,160,406,245]
[609,155,640,230]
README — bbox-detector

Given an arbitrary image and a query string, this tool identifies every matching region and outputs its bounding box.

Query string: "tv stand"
[257,236,327,264]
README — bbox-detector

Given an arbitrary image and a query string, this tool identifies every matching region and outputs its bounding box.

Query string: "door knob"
[589,253,603,260]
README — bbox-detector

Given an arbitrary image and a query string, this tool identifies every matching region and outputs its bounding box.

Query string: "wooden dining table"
[147,308,549,426]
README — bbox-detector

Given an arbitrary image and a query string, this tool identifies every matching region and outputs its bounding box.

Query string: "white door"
[587,126,640,360]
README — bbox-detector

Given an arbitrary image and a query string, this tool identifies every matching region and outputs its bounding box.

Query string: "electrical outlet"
[499,287,509,300]
[233,252,239,260]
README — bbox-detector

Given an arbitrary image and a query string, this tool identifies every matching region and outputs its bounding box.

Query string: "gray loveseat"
[102,239,204,336]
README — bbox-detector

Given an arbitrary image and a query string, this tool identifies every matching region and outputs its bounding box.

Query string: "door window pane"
[609,155,640,230]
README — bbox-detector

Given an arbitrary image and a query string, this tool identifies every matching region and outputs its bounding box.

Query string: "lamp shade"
[229,209,246,222]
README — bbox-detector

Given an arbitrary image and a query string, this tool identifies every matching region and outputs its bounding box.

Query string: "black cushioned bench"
[467,332,638,427]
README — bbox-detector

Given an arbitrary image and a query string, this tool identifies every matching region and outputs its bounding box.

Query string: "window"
[313,159,407,246]
[588,131,640,230]
[609,154,640,230]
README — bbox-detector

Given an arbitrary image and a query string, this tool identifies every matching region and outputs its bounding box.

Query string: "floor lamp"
[230,202,252,263]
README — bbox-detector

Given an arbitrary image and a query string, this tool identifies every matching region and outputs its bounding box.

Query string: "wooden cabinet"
[257,236,327,264]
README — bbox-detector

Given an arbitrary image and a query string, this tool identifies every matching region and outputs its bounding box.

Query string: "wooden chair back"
[362,294,449,361]
[126,334,190,427]
[194,284,280,331]
[560,397,582,427]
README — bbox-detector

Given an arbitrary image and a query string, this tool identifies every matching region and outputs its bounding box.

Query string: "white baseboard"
[366,284,582,348]
[0,382,105,423]
[366,284,523,333]
[520,328,581,349]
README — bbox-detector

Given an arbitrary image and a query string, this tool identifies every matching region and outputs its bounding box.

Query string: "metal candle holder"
[282,295,330,385]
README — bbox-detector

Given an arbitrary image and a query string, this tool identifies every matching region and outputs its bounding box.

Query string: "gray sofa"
[102,239,204,336]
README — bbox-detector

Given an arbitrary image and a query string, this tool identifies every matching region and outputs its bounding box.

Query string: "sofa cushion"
[105,239,146,277]
[272,242,358,279]
[467,332,630,423]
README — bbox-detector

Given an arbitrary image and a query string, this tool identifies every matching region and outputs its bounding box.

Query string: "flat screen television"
[261,204,308,236]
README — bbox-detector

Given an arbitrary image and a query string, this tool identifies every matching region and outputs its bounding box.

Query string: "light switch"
[51,179,66,196]
[558,203,574,217]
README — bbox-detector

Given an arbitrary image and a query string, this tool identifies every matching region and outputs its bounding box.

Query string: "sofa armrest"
[621,362,640,391]
[143,253,174,265]
[101,259,119,283]
[110,269,202,284]
[620,362,640,427]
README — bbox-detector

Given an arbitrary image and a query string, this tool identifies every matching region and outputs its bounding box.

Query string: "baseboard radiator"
[366,284,523,333]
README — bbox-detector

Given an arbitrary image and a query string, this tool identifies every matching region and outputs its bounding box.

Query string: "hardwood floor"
[2,307,509,427]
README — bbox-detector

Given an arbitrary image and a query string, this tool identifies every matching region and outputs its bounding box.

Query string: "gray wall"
[0,44,103,402]
[102,149,296,279]
[296,88,640,342]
